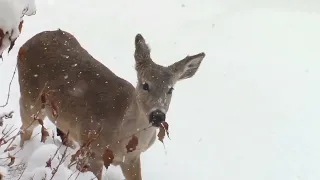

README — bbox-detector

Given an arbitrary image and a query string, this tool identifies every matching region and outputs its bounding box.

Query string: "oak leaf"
[103,148,114,169]
[7,154,15,166]
[157,122,170,143]
[46,158,52,168]
[126,135,138,153]
[18,20,23,33]
[41,126,49,143]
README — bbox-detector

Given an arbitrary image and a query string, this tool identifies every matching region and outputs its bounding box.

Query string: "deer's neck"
[122,92,150,134]
[118,92,157,155]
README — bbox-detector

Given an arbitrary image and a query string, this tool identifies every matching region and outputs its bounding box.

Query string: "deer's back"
[17,29,134,142]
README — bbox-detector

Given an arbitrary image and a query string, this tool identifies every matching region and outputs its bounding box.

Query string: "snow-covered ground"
[0,0,320,179]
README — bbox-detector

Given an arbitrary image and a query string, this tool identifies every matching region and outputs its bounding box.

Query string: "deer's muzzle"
[149,110,166,127]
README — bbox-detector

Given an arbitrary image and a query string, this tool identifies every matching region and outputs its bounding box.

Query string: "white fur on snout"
[157,94,168,108]
[149,107,166,115]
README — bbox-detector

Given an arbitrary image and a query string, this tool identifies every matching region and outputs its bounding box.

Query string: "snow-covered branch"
[0,0,37,58]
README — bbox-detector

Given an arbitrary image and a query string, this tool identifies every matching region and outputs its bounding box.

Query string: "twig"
[52,130,56,145]
[34,81,48,104]
[3,127,17,140]
[109,125,152,147]
[12,132,41,156]
[52,141,63,161]
[50,136,69,180]
[73,171,81,180]
[0,64,17,108]
[3,130,21,145]
[1,124,14,139]
[16,165,27,180]
[67,170,78,180]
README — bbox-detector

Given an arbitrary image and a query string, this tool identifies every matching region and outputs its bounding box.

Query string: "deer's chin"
[150,121,162,128]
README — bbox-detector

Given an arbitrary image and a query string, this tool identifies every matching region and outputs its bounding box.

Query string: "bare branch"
[49,134,69,180]
[0,64,17,108]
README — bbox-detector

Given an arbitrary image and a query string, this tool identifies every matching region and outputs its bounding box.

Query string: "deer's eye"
[142,82,150,91]
[167,87,174,94]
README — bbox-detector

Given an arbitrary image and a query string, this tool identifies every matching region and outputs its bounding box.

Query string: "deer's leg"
[120,155,142,180]
[19,97,44,147]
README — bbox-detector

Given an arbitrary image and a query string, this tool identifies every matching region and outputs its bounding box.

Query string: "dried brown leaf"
[18,20,23,33]
[46,158,52,168]
[7,154,15,166]
[102,148,114,169]
[41,126,49,143]
[126,135,138,153]
[157,122,170,143]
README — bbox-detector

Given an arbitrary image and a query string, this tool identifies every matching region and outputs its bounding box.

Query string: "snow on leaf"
[0,0,36,57]
[0,111,14,126]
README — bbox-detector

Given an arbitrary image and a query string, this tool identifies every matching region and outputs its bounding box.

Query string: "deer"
[17,29,205,180]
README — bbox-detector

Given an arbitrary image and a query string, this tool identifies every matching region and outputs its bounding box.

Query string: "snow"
[0,0,36,56]
[0,0,320,180]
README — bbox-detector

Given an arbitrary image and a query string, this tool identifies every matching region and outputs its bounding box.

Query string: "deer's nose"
[149,110,166,127]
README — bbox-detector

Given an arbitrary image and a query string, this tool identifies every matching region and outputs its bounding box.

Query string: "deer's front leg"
[120,155,142,180]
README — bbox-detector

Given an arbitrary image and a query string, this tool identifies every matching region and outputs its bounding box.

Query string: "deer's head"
[134,34,205,127]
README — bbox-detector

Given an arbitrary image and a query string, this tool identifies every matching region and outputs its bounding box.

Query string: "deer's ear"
[134,34,151,70]
[168,52,205,81]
